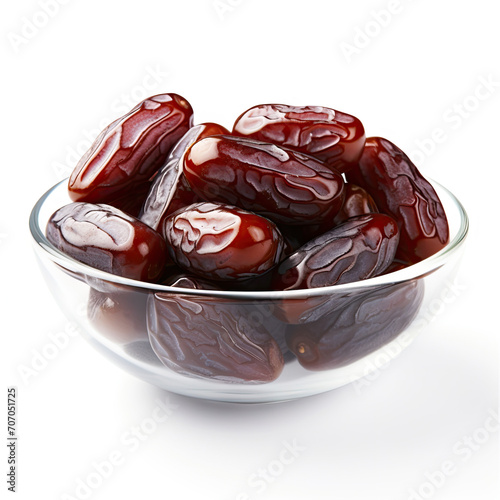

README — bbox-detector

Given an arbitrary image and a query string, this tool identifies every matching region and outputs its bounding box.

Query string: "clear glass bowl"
[29,179,469,403]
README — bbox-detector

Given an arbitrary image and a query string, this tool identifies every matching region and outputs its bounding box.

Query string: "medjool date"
[274,213,399,291]
[233,103,365,173]
[147,276,284,382]
[68,93,193,205]
[346,137,449,263]
[46,202,168,282]
[183,135,345,226]
[286,280,424,370]
[163,202,284,281]
[140,122,229,231]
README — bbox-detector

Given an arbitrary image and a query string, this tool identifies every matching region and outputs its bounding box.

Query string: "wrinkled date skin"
[147,276,284,383]
[286,280,424,370]
[163,202,285,281]
[240,300,295,362]
[273,213,399,291]
[108,181,153,218]
[165,175,202,217]
[183,135,345,226]
[346,137,449,263]
[272,289,361,325]
[68,93,194,204]
[232,104,365,173]
[139,122,229,231]
[46,202,168,282]
[158,274,293,360]
[301,182,380,243]
[333,183,378,225]
[87,287,148,344]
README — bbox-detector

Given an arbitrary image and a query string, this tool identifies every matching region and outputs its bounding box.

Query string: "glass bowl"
[29,179,468,403]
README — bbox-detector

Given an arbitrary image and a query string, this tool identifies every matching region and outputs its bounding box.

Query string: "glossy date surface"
[183,135,345,225]
[232,104,365,173]
[286,279,424,370]
[68,93,193,204]
[147,276,284,383]
[46,202,168,282]
[107,180,153,218]
[163,202,284,281]
[332,183,378,225]
[273,213,399,291]
[346,137,449,263]
[139,122,229,231]
[164,175,202,218]
[88,287,148,345]
[43,92,456,384]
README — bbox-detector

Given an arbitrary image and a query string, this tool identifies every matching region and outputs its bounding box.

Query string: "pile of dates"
[46,94,449,384]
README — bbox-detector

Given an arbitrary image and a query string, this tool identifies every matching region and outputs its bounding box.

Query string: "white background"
[2,0,499,499]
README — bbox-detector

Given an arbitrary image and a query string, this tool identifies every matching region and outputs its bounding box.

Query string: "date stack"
[46,94,449,383]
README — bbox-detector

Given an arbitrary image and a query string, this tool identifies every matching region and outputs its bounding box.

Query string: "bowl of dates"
[29,95,469,403]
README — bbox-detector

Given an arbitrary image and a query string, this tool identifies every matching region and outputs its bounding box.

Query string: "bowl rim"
[29,178,469,300]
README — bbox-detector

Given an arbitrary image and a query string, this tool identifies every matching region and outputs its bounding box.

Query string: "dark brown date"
[381,258,412,275]
[280,183,380,246]
[163,202,284,281]
[286,280,424,370]
[277,224,312,254]
[124,340,163,366]
[68,93,194,204]
[107,180,153,218]
[245,301,295,363]
[88,288,148,344]
[273,213,399,291]
[147,276,284,383]
[332,183,378,225]
[164,175,203,216]
[46,202,168,282]
[232,104,365,173]
[139,122,229,231]
[183,135,345,226]
[272,289,359,325]
[346,137,449,263]
[161,274,293,360]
